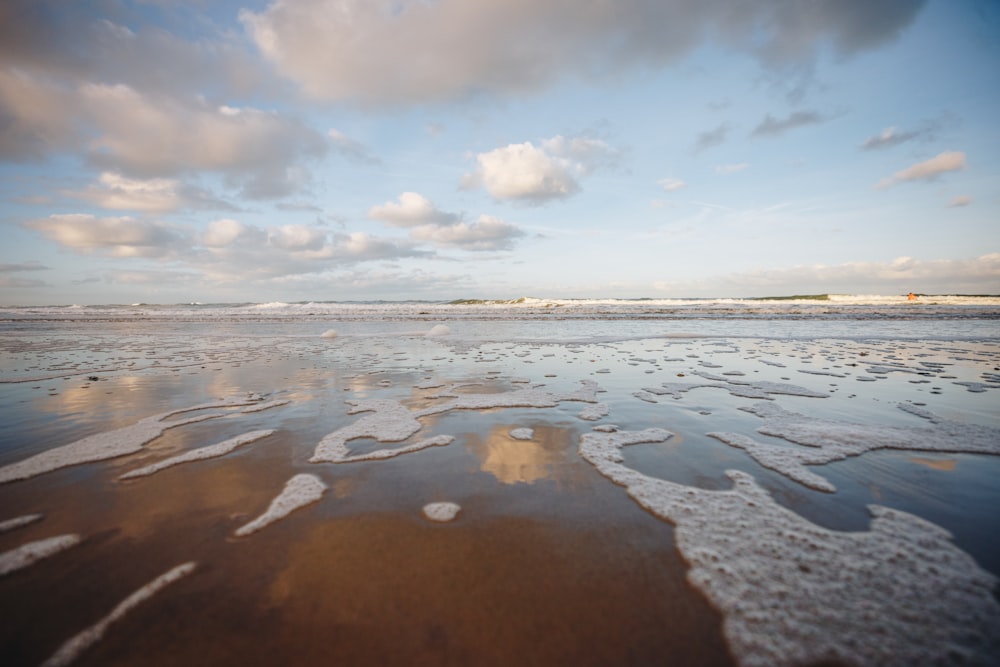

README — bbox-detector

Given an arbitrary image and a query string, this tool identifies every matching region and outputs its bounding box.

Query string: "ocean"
[1,295,998,665]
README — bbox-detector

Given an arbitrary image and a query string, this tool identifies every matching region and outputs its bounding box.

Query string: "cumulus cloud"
[658,178,687,192]
[369,192,460,227]
[241,0,925,105]
[25,214,191,258]
[410,215,525,251]
[202,219,256,248]
[66,172,231,213]
[463,135,617,204]
[192,221,430,282]
[370,192,525,251]
[752,110,827,137]
[0,72,326,198]
[715,163,750,175]
[875,151,966,189]
[0,1,278,102]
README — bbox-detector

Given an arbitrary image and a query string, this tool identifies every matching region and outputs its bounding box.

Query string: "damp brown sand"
[0,423,734,666]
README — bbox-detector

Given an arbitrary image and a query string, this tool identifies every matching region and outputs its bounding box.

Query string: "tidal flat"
[1,317,999,666]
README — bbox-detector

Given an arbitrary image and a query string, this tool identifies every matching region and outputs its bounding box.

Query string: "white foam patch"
[423,502,461,522]
[0,513,43,533]
[509,427,534,441]
[41,561,196,667]
[416,379,603,418]
[0,534,80,577]
[311,399,424,463]
[426,324,451,337]
[333,435,455,463]
[633,390,659,403]
[120,429,275,480]
[578,429,1000,666]
[578,403,610,421]
[235,474,327,537]
[321,329,338,339]
[0,397,267,484]
[709,402,1000,492]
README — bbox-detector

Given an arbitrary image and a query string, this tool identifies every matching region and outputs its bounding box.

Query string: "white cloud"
[947,195,972,208]
[715,163,750,175]
[658,178,687,192]
[875,151,966,189]
[268,224,329,252]
[240,0,924,105]
[66,172,229,213]
[368,192,459,227]
[0,71,326,199]
[465,142,578,203]
[464,135,617,204]
[25,214,190,258]
[202,219,254,248]
[410,215,525,251]
[370,193,526,251]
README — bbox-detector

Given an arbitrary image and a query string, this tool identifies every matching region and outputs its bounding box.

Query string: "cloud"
[713,253,1000,294]
[0,276,50,288]
[715,163,750,175]
[202,219,257,248]
[859,115,951,150]
[410,215,525,251]
[370,192,526,251]
[693,124,729,152]
[0,260,49,272]
[464,135,617,204]
[752,110,826,137]
[0,72,327,198]
[65,172,231,213]
[0,2,279,102]
[369,192,460,227]
[193,221,430,282]
[241,0,925,105]
[875,151,966,189]
[0,260,50,288]
[860,126,922,150]
[947,195,972,208]
[328,129,380,164]
[658,178,687,192]
[25,214,191,258]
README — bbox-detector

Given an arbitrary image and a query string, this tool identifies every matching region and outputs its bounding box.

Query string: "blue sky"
[1,0,998,304]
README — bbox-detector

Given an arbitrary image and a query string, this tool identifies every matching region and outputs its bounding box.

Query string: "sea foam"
[578,428,1000,666]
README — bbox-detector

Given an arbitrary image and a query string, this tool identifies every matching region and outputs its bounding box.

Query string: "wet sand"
[1,321,999,665]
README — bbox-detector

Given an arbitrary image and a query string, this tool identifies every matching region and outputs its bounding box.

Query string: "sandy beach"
[1,302,999,666]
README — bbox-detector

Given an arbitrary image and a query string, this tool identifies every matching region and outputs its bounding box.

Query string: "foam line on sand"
[119,429,275,480]
[235,474,327,537]
[0,397,271,484]
[41,562,196,667]
[0,534,80,577]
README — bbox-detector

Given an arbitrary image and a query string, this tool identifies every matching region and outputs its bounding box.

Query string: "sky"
[1,0,999,305]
